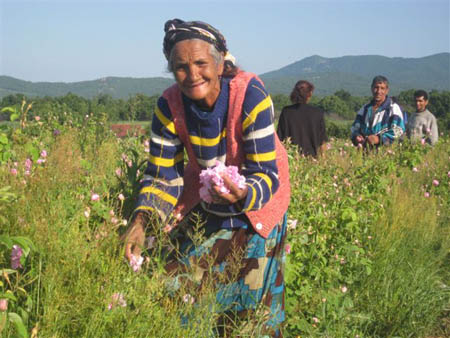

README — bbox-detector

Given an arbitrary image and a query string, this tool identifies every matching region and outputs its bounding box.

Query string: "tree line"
[1,89,449,132]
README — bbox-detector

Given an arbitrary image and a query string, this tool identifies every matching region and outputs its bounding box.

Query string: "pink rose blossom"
[91,193,100,201]
[24,158,32,171]
[108,293,127,310]
[285,243,291,254]
[11,245,23,269]
[287,219,297,230]
[432,179,439,186]
[129,254,144,272]
[199,161,246,203]
[182,294,195,304]
[10,168,18,176]
[40,150,47,158]
[0,299,8,312]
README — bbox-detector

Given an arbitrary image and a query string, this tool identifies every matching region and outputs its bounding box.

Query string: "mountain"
[1,53,448,99]
[0,76,174,99]
[260,53,450,96]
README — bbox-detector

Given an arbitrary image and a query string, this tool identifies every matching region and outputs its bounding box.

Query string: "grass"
[0,124,449,337]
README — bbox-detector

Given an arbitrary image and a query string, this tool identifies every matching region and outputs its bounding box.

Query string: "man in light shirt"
[407,90,439,145]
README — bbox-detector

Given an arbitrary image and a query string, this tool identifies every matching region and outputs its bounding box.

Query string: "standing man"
[407,90,439,145]
[277,80,328,157]
[351,75,405,147]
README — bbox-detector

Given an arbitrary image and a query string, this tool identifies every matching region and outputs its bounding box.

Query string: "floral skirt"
[164,208,287,337]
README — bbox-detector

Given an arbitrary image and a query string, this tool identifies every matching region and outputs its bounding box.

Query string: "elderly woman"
[123,19,290,336]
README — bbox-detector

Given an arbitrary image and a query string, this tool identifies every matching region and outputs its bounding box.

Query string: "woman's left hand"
[210,174,248,205]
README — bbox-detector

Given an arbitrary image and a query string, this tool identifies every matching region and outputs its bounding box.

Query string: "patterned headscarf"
[163,19,228,60]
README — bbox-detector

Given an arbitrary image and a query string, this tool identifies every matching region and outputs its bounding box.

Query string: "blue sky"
[1,0,449,82]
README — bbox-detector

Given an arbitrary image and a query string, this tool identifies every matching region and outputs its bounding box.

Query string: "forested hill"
[1,53,448,98]
[0,76,174,99]
[261,53,450,96]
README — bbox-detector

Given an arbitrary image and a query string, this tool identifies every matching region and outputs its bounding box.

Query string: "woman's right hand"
[121,212,147,263]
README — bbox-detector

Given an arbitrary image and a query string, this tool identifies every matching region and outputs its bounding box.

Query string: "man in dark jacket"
[277,80,328,157]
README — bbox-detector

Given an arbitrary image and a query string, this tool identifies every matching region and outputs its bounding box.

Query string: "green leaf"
[8,312,28,338]
[1,106,17,113]
[10,113,19,122]
[0,134,8,145]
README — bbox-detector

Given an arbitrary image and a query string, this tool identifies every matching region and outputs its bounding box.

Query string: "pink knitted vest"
[162,71,290,238]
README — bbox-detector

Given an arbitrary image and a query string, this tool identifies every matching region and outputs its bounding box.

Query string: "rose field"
[0,108,449,337]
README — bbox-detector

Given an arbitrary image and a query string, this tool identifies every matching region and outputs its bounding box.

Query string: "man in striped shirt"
[351,75,405,147]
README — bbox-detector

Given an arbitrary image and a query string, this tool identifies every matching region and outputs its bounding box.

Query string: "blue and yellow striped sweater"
[135,77,280,229]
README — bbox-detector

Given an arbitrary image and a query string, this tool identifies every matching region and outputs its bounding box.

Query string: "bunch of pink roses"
[199,161,246,203]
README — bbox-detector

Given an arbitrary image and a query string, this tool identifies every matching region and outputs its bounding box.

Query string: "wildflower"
[34,116,40,121]
[144,147,150,153]
[285,243,291,254]
[122,219,127,226]
[36,158,46,164]
[111,217,118,225]
[421,138,426,145]
[121,153,128,161]
[91,193,100,201]
[0,299,8,312]
[412,167,418,172]
[84,209,90,218]
[129,254,144,272]
[424,192,430,198]
[10,168,18,176]
[109,210,115,217]
[24,170,31,176]
[11,245,23,269]
[321,298,327,303]
[432,179,439,186]
[24,158,32,171]
[448,171,450,178]
[53,129,61,136]
[367,235,372,240]
[115,168,122,177]
[341,286,348,293]
[127,160,132,168]
[40,150,47,158]
[182,294,195,304]
[340,258,346,265]
[144,140,150,147]
[287,219,298,230]
[108,293,127,310]
[312,317,319,323]
[118,193,125,201]
[163,224,173,233]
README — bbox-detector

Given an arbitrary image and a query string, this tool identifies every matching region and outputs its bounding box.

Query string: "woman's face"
[171,39,223,110]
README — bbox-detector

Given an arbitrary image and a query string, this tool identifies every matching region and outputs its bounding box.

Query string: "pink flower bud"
[10,168,18,176]
[424,192,430,198]
[115,168,122,177]
[129,255,143,272]
[182,294,195,304]
[40,150,47,158]
[0,299,8,312]
[118,193,125,201]
[109,210,115,217]
[91,193,100,201]
[432,179,439,186]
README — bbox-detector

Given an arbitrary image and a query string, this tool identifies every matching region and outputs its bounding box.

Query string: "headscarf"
[163,19,228,60]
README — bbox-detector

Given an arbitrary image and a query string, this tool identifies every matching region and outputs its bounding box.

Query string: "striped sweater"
[135,77,279,229]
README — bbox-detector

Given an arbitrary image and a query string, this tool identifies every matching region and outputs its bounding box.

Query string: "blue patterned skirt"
[164,208,287,337]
